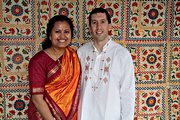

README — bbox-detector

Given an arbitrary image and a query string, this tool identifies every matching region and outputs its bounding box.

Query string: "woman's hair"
[42,15,74,50]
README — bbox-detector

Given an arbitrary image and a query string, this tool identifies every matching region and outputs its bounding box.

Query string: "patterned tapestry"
[0,0,179,120]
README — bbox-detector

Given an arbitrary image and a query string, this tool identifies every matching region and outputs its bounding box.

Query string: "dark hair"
[89,7,111,26]
[42,15,74,50]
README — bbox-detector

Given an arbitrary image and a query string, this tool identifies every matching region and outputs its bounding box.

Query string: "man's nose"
[96,22,101,29]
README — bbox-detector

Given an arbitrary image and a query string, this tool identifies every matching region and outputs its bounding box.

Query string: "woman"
[28,15,81,120]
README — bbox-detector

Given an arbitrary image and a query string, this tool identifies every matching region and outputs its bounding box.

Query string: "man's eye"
[64,30,70,34]
[101,20,106,23]
[92,21,96,24]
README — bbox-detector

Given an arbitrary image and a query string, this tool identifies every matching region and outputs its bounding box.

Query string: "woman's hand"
[32,94,54,120]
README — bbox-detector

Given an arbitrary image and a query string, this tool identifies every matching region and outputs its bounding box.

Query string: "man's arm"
[120,51,136,120]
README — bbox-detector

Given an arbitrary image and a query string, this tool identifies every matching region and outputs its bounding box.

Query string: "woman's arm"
[32,94,55,120]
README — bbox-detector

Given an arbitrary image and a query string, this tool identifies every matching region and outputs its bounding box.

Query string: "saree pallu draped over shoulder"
[28,47,81,120]
[45,47,80,120]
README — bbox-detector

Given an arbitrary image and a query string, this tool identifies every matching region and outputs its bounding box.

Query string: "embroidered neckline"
[92,38,111,53]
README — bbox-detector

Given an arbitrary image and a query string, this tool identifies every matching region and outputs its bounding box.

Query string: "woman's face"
[50,21,72,49]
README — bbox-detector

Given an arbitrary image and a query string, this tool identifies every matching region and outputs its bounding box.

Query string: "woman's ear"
[49,35,51,40]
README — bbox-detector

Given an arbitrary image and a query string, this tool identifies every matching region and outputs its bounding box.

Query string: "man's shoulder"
[111,41,129,53]
[109,41,132,61]
[78,42,92,50]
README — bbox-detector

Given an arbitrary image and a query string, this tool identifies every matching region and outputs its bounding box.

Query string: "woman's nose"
[59,32,66,39]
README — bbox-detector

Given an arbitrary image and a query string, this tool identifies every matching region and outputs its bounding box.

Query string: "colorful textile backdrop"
[0,0,179,120]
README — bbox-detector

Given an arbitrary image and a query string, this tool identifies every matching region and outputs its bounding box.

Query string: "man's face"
[90,13,111,42]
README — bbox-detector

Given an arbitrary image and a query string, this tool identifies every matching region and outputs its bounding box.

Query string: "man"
[77,7,135,120]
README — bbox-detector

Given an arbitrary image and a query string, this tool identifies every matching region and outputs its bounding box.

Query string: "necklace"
[52,47,64,68]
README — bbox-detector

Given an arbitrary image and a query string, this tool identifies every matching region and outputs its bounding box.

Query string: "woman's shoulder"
[67,46,76,52]
[30,51,48,63]
[67,46,79,57]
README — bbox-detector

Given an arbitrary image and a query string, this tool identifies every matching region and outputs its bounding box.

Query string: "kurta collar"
[91,37,112,53]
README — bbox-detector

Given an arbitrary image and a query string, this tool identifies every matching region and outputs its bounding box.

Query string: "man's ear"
[108,24,112,30]
[89,26,92,34]
[108,24,112,35]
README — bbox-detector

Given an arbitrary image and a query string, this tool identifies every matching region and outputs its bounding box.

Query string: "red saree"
[28,47,81,120]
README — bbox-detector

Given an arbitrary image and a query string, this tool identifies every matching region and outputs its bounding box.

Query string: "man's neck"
[93,37,110,52]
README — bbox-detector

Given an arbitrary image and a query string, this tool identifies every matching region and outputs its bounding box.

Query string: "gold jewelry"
[52,47,64,69]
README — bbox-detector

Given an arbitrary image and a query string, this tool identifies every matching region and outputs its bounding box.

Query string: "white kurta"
[77,39,135,120]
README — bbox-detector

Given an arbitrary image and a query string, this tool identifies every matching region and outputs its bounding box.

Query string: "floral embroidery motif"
[83,52,111,91]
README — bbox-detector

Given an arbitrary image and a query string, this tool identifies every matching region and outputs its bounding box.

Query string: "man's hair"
[89,7,111,26]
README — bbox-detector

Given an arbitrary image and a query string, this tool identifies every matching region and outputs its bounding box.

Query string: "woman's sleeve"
[28,56,46,95]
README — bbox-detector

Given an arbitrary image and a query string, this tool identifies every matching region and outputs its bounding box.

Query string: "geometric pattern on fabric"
[126,1,168,41]
[127,43,167,84]
[170,1,180,41]
[135,87,166,120]
[0,0,179,119]
[168,86,180,120]
[0,0,35,39]
[0,88,30,120]
[169,43,180,83]
[0,40,35,83]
